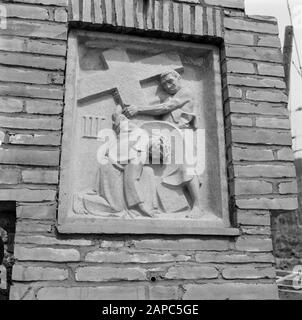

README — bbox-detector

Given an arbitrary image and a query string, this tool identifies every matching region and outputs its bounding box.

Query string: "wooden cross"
[78,48,184,106]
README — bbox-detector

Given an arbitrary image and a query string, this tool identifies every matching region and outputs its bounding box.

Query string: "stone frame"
[57,29,238,236]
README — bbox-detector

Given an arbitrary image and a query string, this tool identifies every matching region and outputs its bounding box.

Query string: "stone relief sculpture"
[74,69,204,219]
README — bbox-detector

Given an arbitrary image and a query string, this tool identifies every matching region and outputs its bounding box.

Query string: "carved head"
[160,70,182,95]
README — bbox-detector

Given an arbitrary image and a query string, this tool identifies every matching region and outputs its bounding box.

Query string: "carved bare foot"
[187,206,205,219]
[137,203,155,218]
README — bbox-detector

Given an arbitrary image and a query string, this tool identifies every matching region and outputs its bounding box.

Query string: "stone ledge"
[57,218,240,236]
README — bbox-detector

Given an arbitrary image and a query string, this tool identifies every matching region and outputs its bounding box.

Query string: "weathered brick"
[229,115,253,127]
[233,180,272,195]
[14,246,80,262]
[226,46,282,63]
[256,117,290,129]
[277,148,295,161]
[54,8,68,22]
[0,168,21,184]
[36,286,146,300]
[225,31,254,45]
[246,90,287,103]
[12,265,68,281]
[241,226,271,235]
[205,0,244,9]
[237,210,271,226]
[5,3,49,20]
[224,18,278,34]
[0,115,61,130]
[0,189,56,201]
[257,35,281,48]
[231,147,274,161]
[279,181,298,194]
[11,0,68,5]
[9,133,61,146]
[9,283,35,300]
[0,149,60,166]
[195,252,274,263]
[149,286,178,300]
[0,97,23,113]
[0,66,63,85]
[236,197,298,210]
[1,19,67,40]
[226,101,288,116]
[17,204,56,220]
[133,239,229,251]
[183,283,278,299]
[222,267,276,279]
[16,221,52,233]
[0,52,65,71]
[233,164,296,178]
[225,60,255,74]
[227,75,285,89]
[75,267,146,282]
[236,237,273,252]
[257,63,285,77]
[22,169,58,184]
[85,251,190,263]
[0,83,64,100]
[101,240,124,248]
[0,36,66,56]
[25,99,63,115]
[232,129,292,145]
[224,86,242,99]
[165,265,218,279]
[15,235,92,246]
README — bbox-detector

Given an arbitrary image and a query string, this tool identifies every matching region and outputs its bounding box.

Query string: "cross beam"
[78,48,183,106]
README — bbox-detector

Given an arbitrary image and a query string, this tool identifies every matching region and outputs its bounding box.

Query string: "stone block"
[232,129,292,145]
[21,169,59,184]
[231,147,274,161]
[165,265,218,279]
[149,286,179,300]
[15,235,92,246]
[237,210,271,226]
[227,101,288,116]
[224,18,278,34]
[12,265,68,281]
[183,283,278,299]
[233,165,296,178]
[246,90,287,103]
[85,251,190,263]
[195,252,274,263]
[233,180,272,195]
[227,75,285,89]
[0,189,56,201]
[257,63,285,77]
[25,99,63,115]
[256,117,290,129]
[235,237,272,252]
[37,286,146,300]
[279,181,298,194]
[0,168,21,184]
[16,221,52,233]
[222,267,276,279]
[205,0,244,9]
[14,246,80,262]
[16,204,56,220]
[9,133,61,146]
[0,97,23,113]
[257,35,281,48]
[277,148,295,161]
[133,239,229,251]
[6,3,49,20]
[0,52,65,71]
[236,197,298,210]
[225,31,254,45]
[0,149,60,166]
[75,267,146,282]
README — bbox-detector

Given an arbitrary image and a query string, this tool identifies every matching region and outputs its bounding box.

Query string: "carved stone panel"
[58,30,234,235]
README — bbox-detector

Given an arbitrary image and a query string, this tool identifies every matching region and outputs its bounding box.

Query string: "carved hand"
[123,105,139,118]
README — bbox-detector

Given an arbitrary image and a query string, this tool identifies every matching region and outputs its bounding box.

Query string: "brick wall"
[0,0,297,300]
